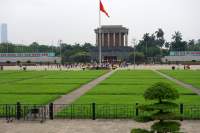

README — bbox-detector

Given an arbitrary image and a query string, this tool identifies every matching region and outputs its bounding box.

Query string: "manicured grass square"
[0,70,106,104]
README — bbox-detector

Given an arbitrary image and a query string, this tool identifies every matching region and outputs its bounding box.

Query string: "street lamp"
[132,39,137,70]
[58,40,62,64]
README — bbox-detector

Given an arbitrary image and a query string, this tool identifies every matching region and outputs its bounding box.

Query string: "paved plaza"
[0,120,200,133]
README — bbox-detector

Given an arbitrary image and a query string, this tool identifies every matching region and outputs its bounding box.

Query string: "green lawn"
[57,70,200,119]
[74,95,200,105]
[160,70,200,88]
[73,70,200,104]
[0,70,106,104]
[2,70,199,119]
[0,94,59,104]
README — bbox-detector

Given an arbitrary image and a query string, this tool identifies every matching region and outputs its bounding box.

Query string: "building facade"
[89,47,132,62]
[0,53,61,63]
[94,25,129,48]
[1,23,8,43]
[162,51,200,62]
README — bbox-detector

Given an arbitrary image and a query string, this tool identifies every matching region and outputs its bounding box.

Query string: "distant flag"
[100,0,110,17]
[98,0,110,65]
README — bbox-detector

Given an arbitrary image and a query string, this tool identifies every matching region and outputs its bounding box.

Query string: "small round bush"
[134,116,152,122]
[151,121,181,133]
[131,128,152,133]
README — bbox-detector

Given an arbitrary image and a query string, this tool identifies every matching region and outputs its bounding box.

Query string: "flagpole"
[99,0,102,66]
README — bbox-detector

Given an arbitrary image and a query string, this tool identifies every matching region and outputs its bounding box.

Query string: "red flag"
[100,1,109,17]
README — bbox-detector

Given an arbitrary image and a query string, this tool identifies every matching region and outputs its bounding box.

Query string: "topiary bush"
[151,121,180,133]
[132,82,181,133]
[134,116,153,122]
[131,128,152,133]
[144,82,179,101]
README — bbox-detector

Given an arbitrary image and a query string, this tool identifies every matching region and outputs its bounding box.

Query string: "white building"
[0,53,61,63]
[162,51,200,62]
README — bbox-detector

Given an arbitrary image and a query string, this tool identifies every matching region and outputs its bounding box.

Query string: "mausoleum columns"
[95,26,128,48]
[113,33,116,47]
[125,33,128,46]
[108,33,110,48]
[97,32,128,47]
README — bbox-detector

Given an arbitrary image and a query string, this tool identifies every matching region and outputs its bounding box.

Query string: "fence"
[0,103,47,122]
[0,102,200,122]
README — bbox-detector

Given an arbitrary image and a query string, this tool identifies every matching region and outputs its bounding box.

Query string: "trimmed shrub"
[151,121,181,133]
[134,116,152,122]
[131,128,152,133]
[131,82,181,133]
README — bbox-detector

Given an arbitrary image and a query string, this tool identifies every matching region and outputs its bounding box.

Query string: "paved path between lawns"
[53,70,116,106]
[153,70,200,95]
[0,119,200,133]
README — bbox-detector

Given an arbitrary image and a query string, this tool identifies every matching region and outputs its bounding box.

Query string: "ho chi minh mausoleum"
[95,25,129,48]
[91,25,131,62]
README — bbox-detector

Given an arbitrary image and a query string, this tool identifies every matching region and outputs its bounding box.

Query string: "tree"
[155,29,164,39]
[132,82,181,133]
[144,82,179,102]
[172,32,182,42]
[82,43,94,51]
[69,52,91,63]
[170,31,187,51]
[27,60,31,64]
[155,28,165,48]
[164,42,170,49]
[16,60,21,66]
[128,52,145,63]
[187,39,200,51]
[136,29,166,61]
[30,42,40,47]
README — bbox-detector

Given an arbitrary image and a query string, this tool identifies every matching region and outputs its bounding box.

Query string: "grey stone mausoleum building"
[92,25,131,62]
[94,25,129,48]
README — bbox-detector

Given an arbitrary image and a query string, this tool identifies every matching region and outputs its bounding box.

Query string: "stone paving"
[0,119,199,133]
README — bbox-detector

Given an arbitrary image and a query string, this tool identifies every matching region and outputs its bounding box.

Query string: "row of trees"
[136,29,200,59]
[0,42,94,63]
[0,30,200,63]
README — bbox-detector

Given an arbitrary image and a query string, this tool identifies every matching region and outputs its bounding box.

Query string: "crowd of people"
[0,62,199,71]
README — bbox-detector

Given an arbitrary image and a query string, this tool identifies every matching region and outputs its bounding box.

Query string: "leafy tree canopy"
[144,82,179,102]
[128,52,145,63]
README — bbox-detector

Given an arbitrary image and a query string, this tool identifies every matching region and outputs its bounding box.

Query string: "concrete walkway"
[154,70,200,95]
[53,70,116,105]
[0,119,200,133]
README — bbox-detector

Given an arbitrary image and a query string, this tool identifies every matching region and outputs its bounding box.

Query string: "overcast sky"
[0,0,200,46]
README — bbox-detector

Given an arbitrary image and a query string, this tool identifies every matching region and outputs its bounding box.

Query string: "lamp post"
[58,40,62,64]
[132,39,137,70]
[51,40,54,53]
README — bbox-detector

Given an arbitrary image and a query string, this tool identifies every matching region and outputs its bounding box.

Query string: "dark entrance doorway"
[103,56,117,63]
